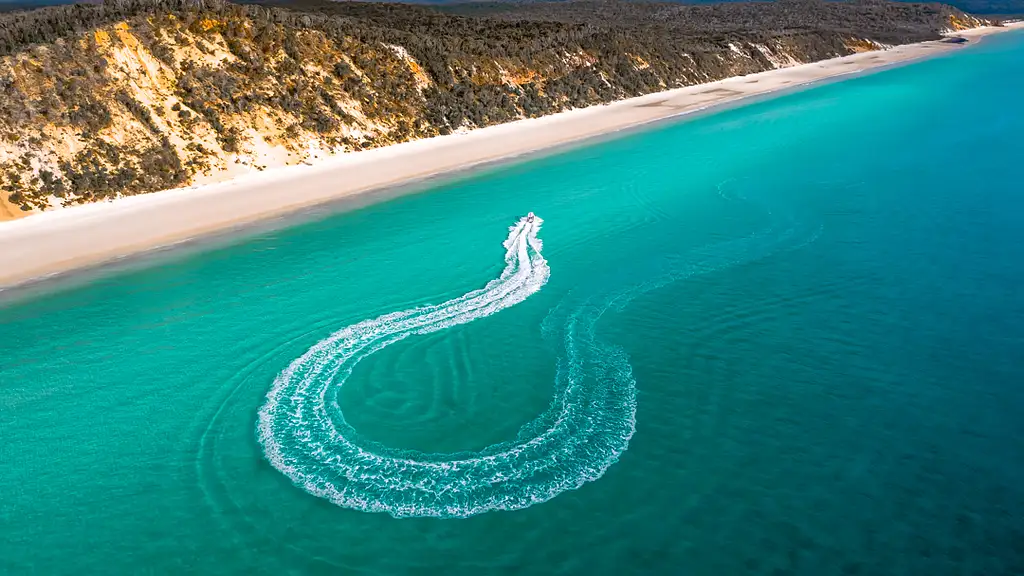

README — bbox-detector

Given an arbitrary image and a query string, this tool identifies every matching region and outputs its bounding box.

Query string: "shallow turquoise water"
[3,34,1024,574]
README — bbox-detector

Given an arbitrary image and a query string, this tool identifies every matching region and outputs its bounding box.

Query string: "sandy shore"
[0,23,1020,289]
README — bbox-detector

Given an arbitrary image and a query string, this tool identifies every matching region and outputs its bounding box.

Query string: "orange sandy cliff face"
[846,38,880,53]
[0,193,28,221]
[948,15,975,31]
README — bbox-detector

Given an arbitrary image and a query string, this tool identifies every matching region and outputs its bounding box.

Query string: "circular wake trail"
[259,198,814,518]
[259,215,626,518]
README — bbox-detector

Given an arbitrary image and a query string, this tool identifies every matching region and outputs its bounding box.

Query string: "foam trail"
[257,214,623,518]
[259,199,816,518]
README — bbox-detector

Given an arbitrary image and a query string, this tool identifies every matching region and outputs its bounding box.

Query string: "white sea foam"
[257,214,628,518]
[258,200,815,518]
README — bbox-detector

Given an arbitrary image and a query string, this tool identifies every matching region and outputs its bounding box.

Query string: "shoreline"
[1,23,1020,291]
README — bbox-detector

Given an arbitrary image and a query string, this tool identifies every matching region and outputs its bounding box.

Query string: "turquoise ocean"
[3,32,1024,575]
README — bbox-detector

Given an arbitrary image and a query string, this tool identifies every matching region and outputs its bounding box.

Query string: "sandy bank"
[1,23,1020,289]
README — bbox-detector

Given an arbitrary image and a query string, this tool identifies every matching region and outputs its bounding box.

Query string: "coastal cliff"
[0,0,987,217]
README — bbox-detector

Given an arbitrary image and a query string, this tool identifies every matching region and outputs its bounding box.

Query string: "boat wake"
[259,194,816,518]
[258,215,594,518]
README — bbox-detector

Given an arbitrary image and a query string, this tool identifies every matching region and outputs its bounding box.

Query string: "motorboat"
[526,212,535,222]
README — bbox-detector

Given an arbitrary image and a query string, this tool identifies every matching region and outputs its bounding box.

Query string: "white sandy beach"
[0,23,1020,288]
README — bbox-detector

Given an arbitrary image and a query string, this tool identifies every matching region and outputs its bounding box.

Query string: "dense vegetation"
[0,0,986,212]
[4,0,1023,17]
[440,0,989,43]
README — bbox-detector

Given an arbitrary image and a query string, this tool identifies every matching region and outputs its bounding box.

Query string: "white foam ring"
[259,200,814,518]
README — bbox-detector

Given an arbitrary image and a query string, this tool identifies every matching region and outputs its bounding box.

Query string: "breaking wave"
[259,195,815,518]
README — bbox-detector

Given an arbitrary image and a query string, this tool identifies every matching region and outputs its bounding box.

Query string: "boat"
[527,212,535,222]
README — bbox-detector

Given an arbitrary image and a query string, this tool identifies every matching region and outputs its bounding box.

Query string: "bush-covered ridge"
[0,0,987,213]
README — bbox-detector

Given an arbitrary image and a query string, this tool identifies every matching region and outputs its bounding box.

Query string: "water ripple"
[258,192,818,517]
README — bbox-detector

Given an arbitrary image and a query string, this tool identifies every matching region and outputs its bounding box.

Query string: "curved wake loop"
[258,214,637,518]
[259,195,817,518]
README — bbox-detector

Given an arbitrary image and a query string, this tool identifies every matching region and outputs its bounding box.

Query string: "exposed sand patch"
[0,194,28,221]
